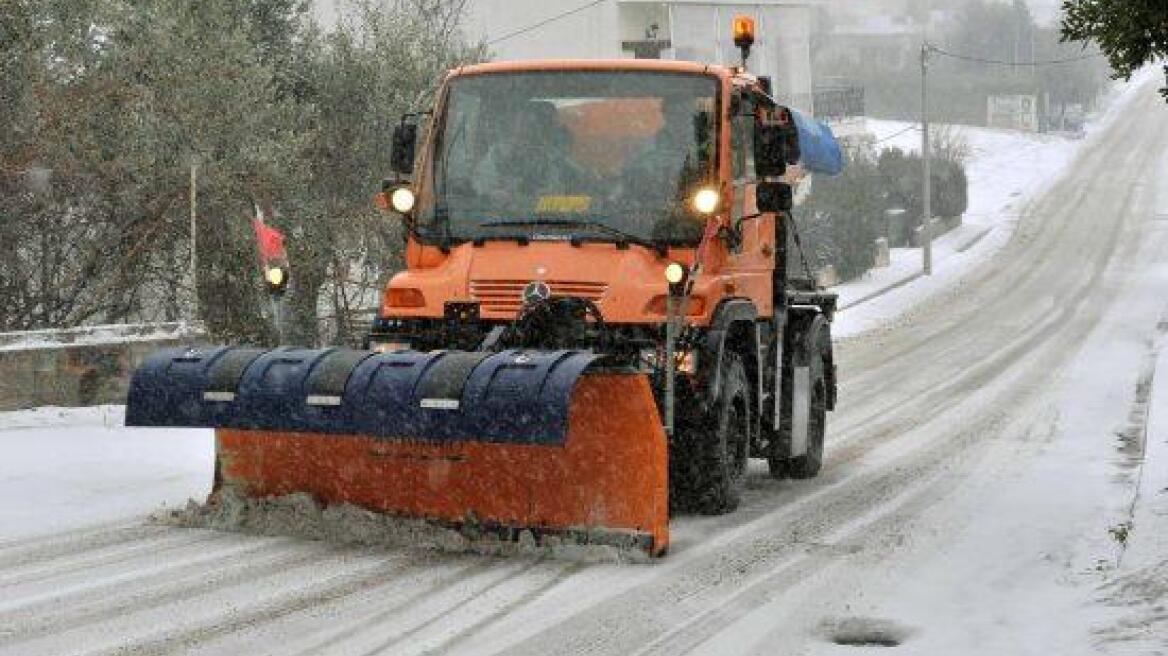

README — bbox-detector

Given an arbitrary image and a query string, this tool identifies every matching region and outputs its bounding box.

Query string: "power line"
[874,124,919,144]
[487,0,607,46]
[928,45,1103,67]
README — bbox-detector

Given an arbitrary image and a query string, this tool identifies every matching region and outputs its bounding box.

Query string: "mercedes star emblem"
[522,280,552,305]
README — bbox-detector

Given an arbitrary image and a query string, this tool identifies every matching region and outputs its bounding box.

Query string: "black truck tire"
[686,352,752,514]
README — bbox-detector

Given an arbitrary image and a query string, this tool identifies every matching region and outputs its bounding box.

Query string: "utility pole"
[189,160,200,333]
[920,42,933,276]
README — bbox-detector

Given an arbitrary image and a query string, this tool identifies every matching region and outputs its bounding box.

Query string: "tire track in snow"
[0,529,230,590]
[0,532,287,615]
[90,551,418,656]
[170,556,573,656]
[0,523,172,569]
[390,562,587,656]
[631,467,962,656]
[6,547,411,656]
[272,557,507,656]
[0,537,322,645]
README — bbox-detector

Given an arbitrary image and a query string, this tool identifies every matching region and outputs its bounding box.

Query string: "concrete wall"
[0,324,202,411]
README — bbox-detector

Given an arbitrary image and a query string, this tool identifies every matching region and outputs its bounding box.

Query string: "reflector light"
[664,263,686,284]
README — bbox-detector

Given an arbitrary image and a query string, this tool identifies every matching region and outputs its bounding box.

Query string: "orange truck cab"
[371,54,838,513]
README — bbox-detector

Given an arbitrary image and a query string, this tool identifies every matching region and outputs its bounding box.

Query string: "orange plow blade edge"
[216,375,669,555]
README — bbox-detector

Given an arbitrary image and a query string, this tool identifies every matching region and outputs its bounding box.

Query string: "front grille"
[470,280,608,316]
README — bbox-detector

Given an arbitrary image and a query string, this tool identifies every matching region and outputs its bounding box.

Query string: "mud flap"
[790,365,811,457]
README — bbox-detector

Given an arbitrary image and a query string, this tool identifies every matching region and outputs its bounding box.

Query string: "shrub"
[795,133,969,283]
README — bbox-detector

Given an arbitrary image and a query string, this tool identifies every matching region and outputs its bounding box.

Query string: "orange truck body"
[382,59,776,327]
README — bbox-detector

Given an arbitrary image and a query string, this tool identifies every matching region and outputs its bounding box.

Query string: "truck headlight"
[692,188,720,215]
[390,187,416,213]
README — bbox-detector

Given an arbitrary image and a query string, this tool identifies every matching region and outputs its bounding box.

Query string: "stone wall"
[0,324,201,411]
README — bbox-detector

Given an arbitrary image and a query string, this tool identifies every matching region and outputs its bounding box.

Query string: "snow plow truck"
[126,19,843,557]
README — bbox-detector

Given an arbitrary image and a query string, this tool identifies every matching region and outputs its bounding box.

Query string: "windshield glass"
[417,71,719,245]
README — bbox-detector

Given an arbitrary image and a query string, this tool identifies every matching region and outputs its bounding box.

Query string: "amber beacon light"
[732,15,756,58]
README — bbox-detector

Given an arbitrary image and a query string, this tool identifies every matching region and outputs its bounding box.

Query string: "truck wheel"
[768,324,829,480]
[691,352,752,514]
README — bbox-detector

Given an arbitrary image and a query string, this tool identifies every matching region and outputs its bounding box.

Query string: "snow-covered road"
[2,82,1167,655]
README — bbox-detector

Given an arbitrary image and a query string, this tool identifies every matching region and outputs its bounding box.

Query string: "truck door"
[723,89,774,316]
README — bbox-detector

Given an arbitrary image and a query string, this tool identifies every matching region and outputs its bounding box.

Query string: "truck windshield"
[417,71,719,245]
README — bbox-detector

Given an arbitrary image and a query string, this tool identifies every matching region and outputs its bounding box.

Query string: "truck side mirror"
[391,121,418,175]
[757,181,793,213]
[754,122,786,178]
[754,108,801,178]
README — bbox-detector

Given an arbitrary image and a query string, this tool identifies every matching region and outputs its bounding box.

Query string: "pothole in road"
[822,616,913,648]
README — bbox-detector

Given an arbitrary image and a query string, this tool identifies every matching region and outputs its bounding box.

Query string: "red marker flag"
[252,206,287,265]
[252,204,290,296]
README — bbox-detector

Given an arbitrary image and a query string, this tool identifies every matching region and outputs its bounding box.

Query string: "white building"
[461,1,820,114]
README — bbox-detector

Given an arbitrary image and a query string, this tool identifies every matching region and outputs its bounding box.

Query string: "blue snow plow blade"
[125,346,601,446]
[791,108,844,176]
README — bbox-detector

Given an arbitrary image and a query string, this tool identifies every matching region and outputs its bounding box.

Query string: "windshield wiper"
[478,218,660,252]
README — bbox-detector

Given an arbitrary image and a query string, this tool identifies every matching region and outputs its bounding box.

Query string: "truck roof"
[452,59,735,80]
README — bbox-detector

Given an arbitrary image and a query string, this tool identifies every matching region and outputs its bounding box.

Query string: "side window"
[731,95,756,182]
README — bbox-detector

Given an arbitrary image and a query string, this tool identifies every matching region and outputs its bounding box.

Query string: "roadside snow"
[0,321,203,352]
[790,98,1168,655]
[831,70,1155,339]
[0,406,213,541]
[1089,140,1168,651]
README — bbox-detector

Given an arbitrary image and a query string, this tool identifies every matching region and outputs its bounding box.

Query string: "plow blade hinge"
[205,348,269,402]
[304,348,374,406]
[414,351,494,410]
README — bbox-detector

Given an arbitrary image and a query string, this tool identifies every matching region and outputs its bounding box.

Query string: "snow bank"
[0,321,202,353]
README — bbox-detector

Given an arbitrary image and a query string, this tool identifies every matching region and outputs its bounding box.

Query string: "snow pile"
[156,488,650,564]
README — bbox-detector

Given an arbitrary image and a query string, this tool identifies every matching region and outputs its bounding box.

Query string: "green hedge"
[794,144,968,283]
